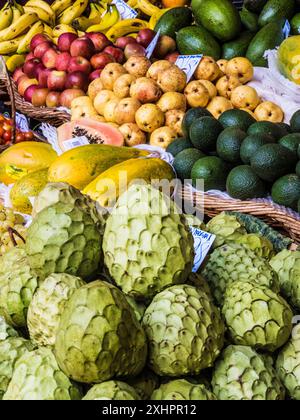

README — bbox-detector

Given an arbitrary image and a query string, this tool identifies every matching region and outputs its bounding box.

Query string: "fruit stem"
[8,227,25,247]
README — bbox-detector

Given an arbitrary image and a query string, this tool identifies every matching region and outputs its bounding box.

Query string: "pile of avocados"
[166,107,300,214]
[155,0,300,65]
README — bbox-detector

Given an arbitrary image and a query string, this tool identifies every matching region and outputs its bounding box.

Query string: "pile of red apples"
[12,29,178,109]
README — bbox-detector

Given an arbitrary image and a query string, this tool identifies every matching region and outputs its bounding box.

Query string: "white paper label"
[190,227,215,272]
[113,0,137,19]
[63,136,89,151]
[146,29,161,59]
[175,54,203,82]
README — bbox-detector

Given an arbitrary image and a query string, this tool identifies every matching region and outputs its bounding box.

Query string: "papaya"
[83,157,175,207]
[0,142,57,185]
[10,169,48,215]
[278,35,300,84]
[48,144,149,190]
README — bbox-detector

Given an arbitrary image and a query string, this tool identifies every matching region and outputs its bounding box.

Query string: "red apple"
[65,71,88,91]
[55,52,71,72]
[47,70,67,91]
[166,51,179,64]
[18,76,38,97]
[70,37,95,59]
[59,88,85,108]
[46,91,61,107]
[13,67,25,83]
[136,28,156,48]
[30,33,51,52]
[85,32,111,52]
[90,52,115,70]
[124,43,146,59]
[69,56,91,74]
[25,52,35,62]
[42,49,58,69]
[24,84,39,103]
[38,68,52,88]
[32,87,49,107]
[57,32,78,52]
[115,36,136,50]
[103,46,124,63]
[23,58,41,78]
[89,69,102,81]
[34,41,52,59]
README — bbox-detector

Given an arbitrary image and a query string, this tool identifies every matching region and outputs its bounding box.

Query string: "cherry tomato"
[15,132,25,143]
[24,131,34,140]
[3,131,11,142]
[6,119,13,125]
[3,123,11,132]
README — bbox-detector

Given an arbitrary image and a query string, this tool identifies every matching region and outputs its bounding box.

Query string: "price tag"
[113,0,137,19]
[175,54,203,82]
[283,19,291,38]
[190,227,215,272]
[62,136,89,151]
[146,29,161,59]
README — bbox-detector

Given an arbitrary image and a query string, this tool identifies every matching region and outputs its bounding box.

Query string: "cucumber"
[176,26,221,60]
[240,6,259,31]
[154,7,193,40]
[258,0,295,26]
[222,31,255,60]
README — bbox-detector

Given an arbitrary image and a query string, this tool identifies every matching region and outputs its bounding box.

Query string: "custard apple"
[142,284,224,377]
[0,315,18,340]
[55,280,147,383]
[212,345,285,400]
[184,214,206,230]
[222,281,293,351]
[83,381,140,400]
[125,296,146,322]
[151,379,216,400]
[270,250,300,310]
[186,272,212,299]
[3,347,81,400]
[25,199,102,281]
[0,337,35,399]
[234,234,275,259]
[0,247,39,327]
[202,242,279,304]
[276,324,300,400]
[206,212,246,248]
[27,273,85,347]
[103,184,194,300]
[127,369,159,400]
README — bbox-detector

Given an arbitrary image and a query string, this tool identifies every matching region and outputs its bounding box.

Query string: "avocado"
[154,7,193,39]
[216,127,247,164]
[166,137,193,156]
[247,121,286,140]
[192,0,241,42]
[226,165,266,199]
[176,26,221,60]
[244,0,268,13]
[271,174,300,210]
[291,13,300,34]
[278,133,300,157]
[173,148,206,181]
[250,143,298,182]
[240,133,275,164]
[258,0,295,27]
[191,156,229,191]
[189,117,223,152]
[277,122,292,134]
[219,109,256,131]
[182,107,212,138]
[222,31,255,60]
[290,110,300,132]
[240,6,259,31]
[246,19,286,66]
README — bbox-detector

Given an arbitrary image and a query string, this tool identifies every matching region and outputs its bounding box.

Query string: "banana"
[148,8,170,29]
[6,53,25,72]
[24,6,55,26]
[13,0,24,14]
[137,0,160,16]
[86,5,119,33]
[0,3,13,31]
[26,0,55,19]
[0,12,39,41]
[43,23,53,38]
[58,0,89,25]
[72,3,104,31]
[52,24,77,37]
[105,19,149,42]
[52,37,58,45]
[0,35,26,54]
[17,20,44,54]
[127,0,138,7]
[10,4,22,24]
[51,0,73,16]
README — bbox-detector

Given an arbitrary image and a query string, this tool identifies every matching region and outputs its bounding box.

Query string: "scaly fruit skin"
[234,233,275,259]
[0,337,36,400]
[202,242,279,305]
[125,296,146,322]
[83,381,140,400]
[0,315,18,341]
[142,285,224,377]
[103,184,194,300]
[27,273,85,347]
[184,214,206,230]
[127,369,159,400]
[0,247,39,328]
[55,280,147,384]
[270,250,300,310]
[3,347,81,400]
[26,190,103,281]
[276,325,300,400]
[151,379,217,400]
[212,345,285,400]
[206,212,247,248]
[222,281,293,352]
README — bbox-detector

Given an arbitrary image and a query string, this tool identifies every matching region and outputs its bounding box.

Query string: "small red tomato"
[24,131,34,140]
[3,123,12,132]
[3,131,11,142]
[15,132,25,143]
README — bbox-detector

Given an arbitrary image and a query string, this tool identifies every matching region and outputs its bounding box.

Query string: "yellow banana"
[10,4,22,24]
[26,0,55,19]
[149,8,170,29]
[0,35,26,54]
[77,30,85,37]
[6,54,25,72]
[105,19,149,42]
[72,3,103,31]
[52,37,58,45]
[137,0,160,16]
[43,23,53,38]
[51,0,73,16]
[0,12,39,41]
[52,24,77,37]
[89,2,105,18]
[0,3,13,31]
[17,20,44,54]
[127,0,138,7]
[13,0,24,14]
[58,0,89,25]
[24,6,55,26]
[86,5,119,32]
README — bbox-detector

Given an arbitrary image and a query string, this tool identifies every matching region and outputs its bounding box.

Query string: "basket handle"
[0,55,16,144]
